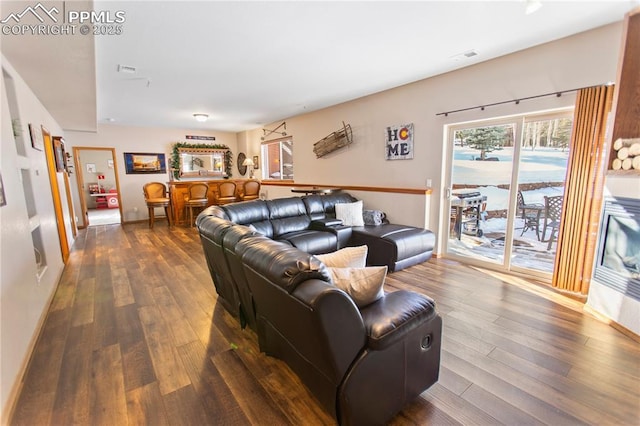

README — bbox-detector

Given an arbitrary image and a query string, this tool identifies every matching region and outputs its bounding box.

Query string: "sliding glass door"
[444,110,573,277]
[447,121,517,266]
[511,115,573,273]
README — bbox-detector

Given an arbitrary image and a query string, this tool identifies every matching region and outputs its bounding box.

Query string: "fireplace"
[594,196,640,301]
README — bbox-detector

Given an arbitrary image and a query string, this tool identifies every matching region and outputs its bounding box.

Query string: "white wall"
[64,124,238,225]
[1,57,70,419]
[245,23,623,245]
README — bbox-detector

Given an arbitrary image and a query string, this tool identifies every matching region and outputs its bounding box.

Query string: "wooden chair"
[542,195,563,250]
[217,181,237,205]
[143,182,172,229]
[185,183,209,227]
[517,190,544,240]
[241,180,260,201]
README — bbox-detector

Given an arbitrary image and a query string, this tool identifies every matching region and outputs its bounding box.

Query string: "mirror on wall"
[178,148,227,177]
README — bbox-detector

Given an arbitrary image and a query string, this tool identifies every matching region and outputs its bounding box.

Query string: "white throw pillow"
[328,266,387,308]
[315,245,368,268]
[335,201,365,226]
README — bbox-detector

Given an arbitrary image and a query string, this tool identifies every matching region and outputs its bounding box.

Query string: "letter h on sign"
[385,123,414,160]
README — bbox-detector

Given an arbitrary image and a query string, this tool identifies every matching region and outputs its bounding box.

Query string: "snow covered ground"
[453,146,569,185]
[447,146,568,273]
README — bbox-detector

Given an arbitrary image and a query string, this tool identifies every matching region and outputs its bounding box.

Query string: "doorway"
[73,147,122,227]
[443,109,573,278]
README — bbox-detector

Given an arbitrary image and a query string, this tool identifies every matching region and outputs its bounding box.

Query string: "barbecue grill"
[451,189,487,239]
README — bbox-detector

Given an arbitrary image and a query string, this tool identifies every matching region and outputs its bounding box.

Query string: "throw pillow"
[328,266,387,308]
[335,200,365,226]
[363,209,386,226]
[315,245,368,268]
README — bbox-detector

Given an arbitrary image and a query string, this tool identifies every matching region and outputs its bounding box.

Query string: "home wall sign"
[385,123,414,160]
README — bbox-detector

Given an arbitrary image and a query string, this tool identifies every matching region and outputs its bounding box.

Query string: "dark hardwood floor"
[9,222,640,425]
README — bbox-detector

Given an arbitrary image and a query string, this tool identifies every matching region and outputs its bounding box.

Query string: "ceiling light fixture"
[193,113,209,122]
[525,0,542,15]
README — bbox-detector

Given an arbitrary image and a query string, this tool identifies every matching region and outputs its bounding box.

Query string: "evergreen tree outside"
[459,126,507,160]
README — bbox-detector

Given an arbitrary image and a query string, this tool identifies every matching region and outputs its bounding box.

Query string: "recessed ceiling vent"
[450,50,479,62]
[117,64,136,74]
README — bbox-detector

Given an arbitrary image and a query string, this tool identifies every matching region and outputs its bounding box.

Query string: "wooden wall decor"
[313,121,353,158]
[611,138,640,171]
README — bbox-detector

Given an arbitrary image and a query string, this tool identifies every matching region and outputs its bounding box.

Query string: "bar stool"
[217,181,237,205]
[240,180,260,201]
[185,183,209,227]
[143,182,172,229]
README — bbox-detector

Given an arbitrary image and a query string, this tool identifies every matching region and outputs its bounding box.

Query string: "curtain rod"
[435,83,609,117]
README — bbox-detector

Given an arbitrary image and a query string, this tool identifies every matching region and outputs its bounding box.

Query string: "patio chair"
[517,190,544,240]
[542,195,563,250]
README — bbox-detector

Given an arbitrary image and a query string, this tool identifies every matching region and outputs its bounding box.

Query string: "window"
[261,137,293,180]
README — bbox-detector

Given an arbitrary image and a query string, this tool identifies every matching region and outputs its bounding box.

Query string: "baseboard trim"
[583,305,640,343]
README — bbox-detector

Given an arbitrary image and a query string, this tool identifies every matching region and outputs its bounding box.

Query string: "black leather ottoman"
[349,224,435,272]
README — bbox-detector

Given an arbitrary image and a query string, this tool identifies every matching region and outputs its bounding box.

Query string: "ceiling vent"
[450,50,479,62]
[117,64,137,74]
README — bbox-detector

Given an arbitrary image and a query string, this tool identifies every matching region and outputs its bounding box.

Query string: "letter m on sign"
[385,123,414,160]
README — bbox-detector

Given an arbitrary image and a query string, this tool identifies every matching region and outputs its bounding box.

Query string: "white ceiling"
[3,1,639,133]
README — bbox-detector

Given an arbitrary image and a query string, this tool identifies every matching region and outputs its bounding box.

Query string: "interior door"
[73,147,123,227]
[42,126,70,263]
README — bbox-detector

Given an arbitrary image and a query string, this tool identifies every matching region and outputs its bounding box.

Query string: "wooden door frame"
[42,126,70,263]
[73,147,123,227]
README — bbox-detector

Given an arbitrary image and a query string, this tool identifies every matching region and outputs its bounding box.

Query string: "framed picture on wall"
[53,137,66,172]
[124,152,167,174]
[253,155,259,169]
[28,123,44,151]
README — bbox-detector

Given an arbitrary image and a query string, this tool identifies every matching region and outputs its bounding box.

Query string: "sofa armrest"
[311,218,343,227]
[293,280,367,374]
[310,221,353,249]
[359,290,438,350]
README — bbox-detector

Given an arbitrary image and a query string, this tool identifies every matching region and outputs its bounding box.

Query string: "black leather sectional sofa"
[198,192,435,272]
[195,193,442,425]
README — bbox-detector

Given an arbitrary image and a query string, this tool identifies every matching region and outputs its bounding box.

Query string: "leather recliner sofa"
[196,213,442,425]
[198,192,435,272]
